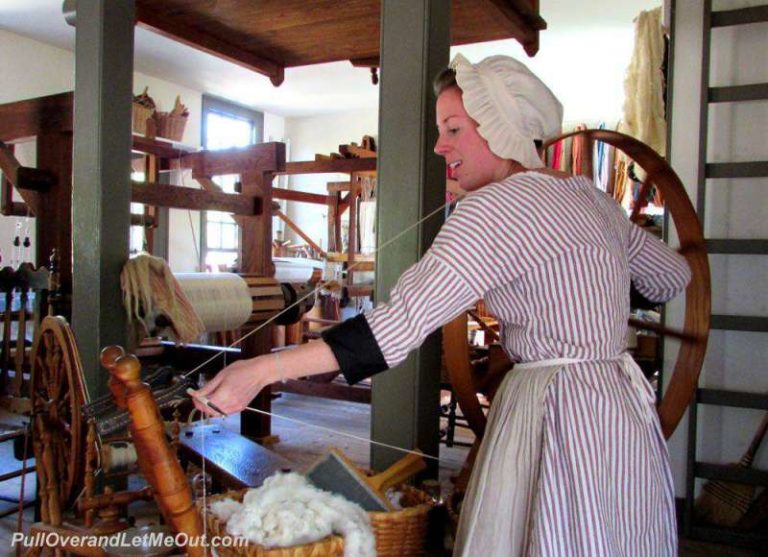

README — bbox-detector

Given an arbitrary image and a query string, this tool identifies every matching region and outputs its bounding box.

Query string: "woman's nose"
[434,137,449,156]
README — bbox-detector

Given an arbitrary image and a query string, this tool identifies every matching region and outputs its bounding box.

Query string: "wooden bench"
[178,423,293,492]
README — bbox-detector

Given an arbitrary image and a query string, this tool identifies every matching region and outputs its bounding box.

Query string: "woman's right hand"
[189,356,278,417]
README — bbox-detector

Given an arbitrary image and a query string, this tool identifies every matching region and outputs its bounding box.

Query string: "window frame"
[200,95,264,271]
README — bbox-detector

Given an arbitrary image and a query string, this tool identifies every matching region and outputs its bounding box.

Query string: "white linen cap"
[450,53,563,169]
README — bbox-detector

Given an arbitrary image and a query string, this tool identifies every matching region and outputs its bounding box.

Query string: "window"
[201,96,264,271]
[129,171,147,254]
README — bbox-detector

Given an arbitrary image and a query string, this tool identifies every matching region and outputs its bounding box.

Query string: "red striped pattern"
[366,172,689,555]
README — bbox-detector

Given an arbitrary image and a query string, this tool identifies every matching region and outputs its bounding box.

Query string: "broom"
[694,411,768,527]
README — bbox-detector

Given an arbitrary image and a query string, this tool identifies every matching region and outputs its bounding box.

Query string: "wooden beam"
[327,181,352,193]
[131,181,262,215]
[280,158,377,175]
[0,144,55,193]
[0,142,42,215]
[0,92,73,142]
[501,0,547,29]
[187,142,286,179]
[275,210,327,258]
[130,213,155,227]
[485,0,542,56]
[326,252,375,264]
[339,192,352,215]
[272,187,330,205]
[0,201,29,217]
[273,379,371,404]
[339,144,377,159]
[132,135,196,160]
[350,57,380,68]
[135,4,285,86]
[195,176,248,227]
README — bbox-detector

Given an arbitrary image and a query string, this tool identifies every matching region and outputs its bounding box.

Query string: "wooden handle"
[368,451,427,493]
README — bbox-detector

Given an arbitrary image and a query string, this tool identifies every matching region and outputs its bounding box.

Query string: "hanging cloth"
[619,7,667,156]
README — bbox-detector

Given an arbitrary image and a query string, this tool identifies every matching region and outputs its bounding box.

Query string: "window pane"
[206,112,253,150]
[129,225,145,254]
[221,223,238,249]
[213,174,239,194]
[207,222,221,249]
[208,210,227,223]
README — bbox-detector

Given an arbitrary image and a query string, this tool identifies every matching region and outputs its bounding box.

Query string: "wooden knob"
[111,354,142,383]
[100,345,126,369]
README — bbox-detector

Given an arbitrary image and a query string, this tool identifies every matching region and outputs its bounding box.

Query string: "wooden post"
[36,132,73,307]
[71,0,135,397]
[372,0,449,472]
[233,143,285,439]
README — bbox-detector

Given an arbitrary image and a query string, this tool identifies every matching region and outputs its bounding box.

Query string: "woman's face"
[434,86,513,192]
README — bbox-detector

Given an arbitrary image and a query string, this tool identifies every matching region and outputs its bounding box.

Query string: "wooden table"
[178,423,293,492]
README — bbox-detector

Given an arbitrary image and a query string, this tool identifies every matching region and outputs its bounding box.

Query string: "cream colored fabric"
[451,53,563,169]
[120,253,204,344]
[454,354,651,556]
[175,273,252,333]
[619,7,667,156]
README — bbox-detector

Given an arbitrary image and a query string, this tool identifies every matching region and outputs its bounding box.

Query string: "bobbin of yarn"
[100,441,138,474]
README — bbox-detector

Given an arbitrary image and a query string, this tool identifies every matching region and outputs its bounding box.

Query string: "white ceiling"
[0,0,662,118]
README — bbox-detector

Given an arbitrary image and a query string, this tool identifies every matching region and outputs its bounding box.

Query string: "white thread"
[242,406,442,463]
[182,198,450,380]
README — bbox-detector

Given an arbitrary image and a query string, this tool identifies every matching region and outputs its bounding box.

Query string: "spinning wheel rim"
[443,129,710,457]
[30,315,88,507]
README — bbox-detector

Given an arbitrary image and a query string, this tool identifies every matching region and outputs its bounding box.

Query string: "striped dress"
[364,172,690,556]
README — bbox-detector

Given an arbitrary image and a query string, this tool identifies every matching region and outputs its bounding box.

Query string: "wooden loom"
[0,92,309,439]
[269,139,378,404]
[442,129,712,490]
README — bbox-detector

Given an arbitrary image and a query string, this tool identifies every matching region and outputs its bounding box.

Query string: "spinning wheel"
[100,346,205,557]
[442,129,711,486]
[30,315,89,518]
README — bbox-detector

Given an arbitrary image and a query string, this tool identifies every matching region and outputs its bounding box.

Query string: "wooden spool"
[239,274,286,326]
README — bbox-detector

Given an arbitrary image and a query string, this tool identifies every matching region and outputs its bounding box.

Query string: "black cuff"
[321,314,388,384]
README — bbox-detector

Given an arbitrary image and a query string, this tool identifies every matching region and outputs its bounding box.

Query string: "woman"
[193,54,689,556]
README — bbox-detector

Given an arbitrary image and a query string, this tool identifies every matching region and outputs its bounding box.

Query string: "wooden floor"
[0,393,764,556]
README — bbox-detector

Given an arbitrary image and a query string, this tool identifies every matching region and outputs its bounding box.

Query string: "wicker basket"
[132,103,154,135]
[369,484,433,556]
[152,111,187,142]
[204,485,433,557]
[445,489,464,538]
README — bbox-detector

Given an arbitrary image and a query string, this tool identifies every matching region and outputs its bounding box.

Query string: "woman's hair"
[433,67,458,97]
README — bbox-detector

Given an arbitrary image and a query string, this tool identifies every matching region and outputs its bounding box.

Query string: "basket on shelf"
[152,95,189,142]
[132,86,155,135]
[204,484,434,557]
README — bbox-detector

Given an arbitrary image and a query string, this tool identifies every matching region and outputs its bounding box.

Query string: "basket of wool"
[205,473,434,557]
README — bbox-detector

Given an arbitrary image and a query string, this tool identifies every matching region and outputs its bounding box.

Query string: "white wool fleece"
[210,472,376,557]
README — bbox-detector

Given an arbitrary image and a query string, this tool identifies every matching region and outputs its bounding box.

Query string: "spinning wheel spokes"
[442,129,711,488]
[31,315,89,508]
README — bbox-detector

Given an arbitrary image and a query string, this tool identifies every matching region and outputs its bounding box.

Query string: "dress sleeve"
[324,187,527,384]
[627,223,692,303]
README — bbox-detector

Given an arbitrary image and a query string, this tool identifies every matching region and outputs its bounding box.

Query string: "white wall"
[280,20,645,249]
[667,0,768,497]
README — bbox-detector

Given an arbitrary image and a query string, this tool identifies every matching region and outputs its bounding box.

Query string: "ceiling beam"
[135,5,285,86]
[485,0,546,56]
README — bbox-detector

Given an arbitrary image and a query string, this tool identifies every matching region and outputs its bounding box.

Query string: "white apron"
[453,353,655,557]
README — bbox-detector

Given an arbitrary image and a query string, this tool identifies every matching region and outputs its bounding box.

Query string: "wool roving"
[210,472,376,557]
